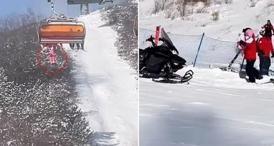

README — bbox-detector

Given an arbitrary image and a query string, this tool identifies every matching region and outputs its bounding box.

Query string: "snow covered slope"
[140,0,274,145]
[140,0,274,41]
[71,11,138,146]
[140,68,274,146]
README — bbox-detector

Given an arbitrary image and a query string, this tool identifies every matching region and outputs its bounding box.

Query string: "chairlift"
[38,0,86,49]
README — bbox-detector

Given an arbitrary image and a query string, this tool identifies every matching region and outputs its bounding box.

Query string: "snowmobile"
[139,35,194,83]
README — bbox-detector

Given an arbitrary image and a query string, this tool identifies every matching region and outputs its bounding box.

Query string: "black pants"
[246,60,260,82]
[259,53,271,76]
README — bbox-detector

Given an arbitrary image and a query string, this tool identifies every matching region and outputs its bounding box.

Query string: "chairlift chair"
[38,17,86,49]
[39,0,86,49]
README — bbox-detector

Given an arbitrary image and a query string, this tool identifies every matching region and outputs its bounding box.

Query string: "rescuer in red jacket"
[258,34,274,75]
[262,20,274,38]
[239,28,261,82]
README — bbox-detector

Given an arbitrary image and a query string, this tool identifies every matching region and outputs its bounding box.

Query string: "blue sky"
[0,0,101,18]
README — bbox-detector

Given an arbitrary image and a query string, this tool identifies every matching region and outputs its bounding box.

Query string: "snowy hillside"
[139,0,274,146]
[71,11,138,146]
[139,0,274,70]
[140,0,274,41]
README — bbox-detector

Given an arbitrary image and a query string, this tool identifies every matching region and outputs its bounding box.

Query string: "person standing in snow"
[258,33,274,76]
[262,20,274,38]
[238,28,261,82]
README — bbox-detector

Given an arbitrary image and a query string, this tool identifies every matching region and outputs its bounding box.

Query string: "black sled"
[139,35,194,83]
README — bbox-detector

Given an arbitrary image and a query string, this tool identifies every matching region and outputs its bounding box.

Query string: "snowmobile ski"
[152,70,194,84]
[227,49,242,69]
[257,78,274,84]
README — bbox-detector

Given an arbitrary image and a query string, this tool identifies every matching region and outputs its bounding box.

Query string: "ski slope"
[140,68,274,146]
[71,11,138,146]
[140,0,274,41]
[140,0,274,145]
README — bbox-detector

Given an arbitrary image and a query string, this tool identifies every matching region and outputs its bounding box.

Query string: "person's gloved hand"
[237,41,244,50]
[271,52,274,58]
[239,40,246,46]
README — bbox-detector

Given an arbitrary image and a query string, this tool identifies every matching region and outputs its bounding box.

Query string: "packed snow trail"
[71,11,138,146]
[140,68,274,146]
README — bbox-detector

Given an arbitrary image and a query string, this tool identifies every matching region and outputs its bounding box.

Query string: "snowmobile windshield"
[159,37,179,54]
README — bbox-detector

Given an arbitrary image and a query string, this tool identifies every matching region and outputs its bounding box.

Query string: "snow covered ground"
[70,11,138,146]
[139,0,274,146]
[140,0,274,41]
[140,68,274,146]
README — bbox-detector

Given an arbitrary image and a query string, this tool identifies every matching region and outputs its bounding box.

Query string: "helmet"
[242,27,251,33]
[245,29,254,37]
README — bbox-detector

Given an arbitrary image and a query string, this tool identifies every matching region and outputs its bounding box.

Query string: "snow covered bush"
[212,10,219,21]
[265,0,274,8]
[103,0,138,70]
[194,2,207,13]
[249,0,256,7]
[153,0,168,14]
[0,12,92,146]
[151,0,209,18]
[0,11,39,84]
[148,0,232,19]
[0,71,91,146]
[225,0,233,4]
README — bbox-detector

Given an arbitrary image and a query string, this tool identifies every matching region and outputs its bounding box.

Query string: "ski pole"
[228,49,242,68]
[229,32,244,69]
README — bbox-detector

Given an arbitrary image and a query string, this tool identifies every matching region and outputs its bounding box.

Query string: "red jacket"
[242,36,257,61]
[258,37,274,57]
